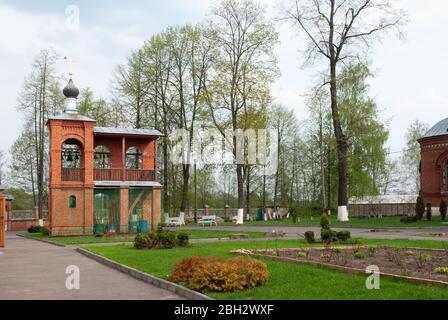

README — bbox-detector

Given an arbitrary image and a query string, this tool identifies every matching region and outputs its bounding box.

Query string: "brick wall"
[419,135,448,207]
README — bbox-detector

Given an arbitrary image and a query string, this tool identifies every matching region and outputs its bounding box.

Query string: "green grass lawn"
[22,229,265,245]
[86,238,448,300]
[218,216,448,228]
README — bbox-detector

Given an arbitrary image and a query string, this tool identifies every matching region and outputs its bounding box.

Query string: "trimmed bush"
[320,214,331,230]
[168,256,221,283]
[440,200,447,221]
[134,233,150,249]
[416,196,425,221]
[336,231,351,242]
[304,231,315,244]
[354,252,365,260]
[321,229,337,243]
[40,226,50,236]
[426,203,432,221]
[169,256,269,293]
[28,225,41,233]
[158,231,177,249]
[177,232,190,247]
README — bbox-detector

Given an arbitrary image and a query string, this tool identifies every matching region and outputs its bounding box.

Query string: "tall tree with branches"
[279,0,406,220]
[206,0,279,210]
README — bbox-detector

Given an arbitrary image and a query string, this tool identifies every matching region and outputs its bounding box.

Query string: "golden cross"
[64,56,74,79]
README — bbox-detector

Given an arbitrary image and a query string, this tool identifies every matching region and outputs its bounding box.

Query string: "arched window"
[94,145,110,169]
[69,195,77,209]
[62,139,82,169]
[126,147,142,170]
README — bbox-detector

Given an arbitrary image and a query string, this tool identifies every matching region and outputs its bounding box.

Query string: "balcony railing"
[94,168,156,182]
[62,168,156,182]
[62,168,84,182]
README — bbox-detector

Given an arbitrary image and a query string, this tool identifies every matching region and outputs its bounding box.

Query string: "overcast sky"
[0,0,447,160]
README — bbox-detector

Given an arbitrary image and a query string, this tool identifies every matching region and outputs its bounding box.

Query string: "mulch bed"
[235,246,448,286]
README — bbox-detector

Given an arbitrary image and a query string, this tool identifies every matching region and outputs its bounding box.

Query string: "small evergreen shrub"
[440,199,447,221]
[28,225,41,233]
[416,196,425,221]
[320,214,331,230]
[304,231,315,244]
[177,232,190,247]
[368,247,377,254]
[320,229,337,243]
[426,203,432,221]
[158,231,177,249]
[336,231,351,242]
[297,252,308,258]
[134,233,150,249]
[354,252,365,260]
[40,226,50,236]
[169,256,269,293]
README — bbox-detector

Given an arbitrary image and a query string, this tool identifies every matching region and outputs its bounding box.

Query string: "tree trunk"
[236,163,245,209]
[180,163,189,212]
[330,61,349,220]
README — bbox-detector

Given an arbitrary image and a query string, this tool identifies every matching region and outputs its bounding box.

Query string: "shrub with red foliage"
[169,256,269,293]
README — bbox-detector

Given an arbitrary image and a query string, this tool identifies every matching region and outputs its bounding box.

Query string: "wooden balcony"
[62,168,84,182]
[94,168,156,182]
[62,168,157,182]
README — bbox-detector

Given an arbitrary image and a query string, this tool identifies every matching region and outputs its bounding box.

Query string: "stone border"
[77,248,213,300]
[233,247,448,288]
[16,233,66,247]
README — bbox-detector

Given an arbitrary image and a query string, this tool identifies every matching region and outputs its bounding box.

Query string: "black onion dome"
[63,79,80,98]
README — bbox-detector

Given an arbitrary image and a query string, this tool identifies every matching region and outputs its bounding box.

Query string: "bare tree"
[16,49,60,219]
[206,0,279,210]
[0,149,6,185]
[279,0,406,220]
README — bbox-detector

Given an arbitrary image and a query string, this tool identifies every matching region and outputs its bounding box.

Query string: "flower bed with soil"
[234,246,448,286]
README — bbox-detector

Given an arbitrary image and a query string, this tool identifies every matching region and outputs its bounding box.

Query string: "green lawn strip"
[85,238,448,300]
[21,229,264,245]
[22,232,135,245]
[218,216,448,228]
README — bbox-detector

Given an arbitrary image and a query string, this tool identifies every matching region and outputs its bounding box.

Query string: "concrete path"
[0,233,182,300]
[172,225,448,242]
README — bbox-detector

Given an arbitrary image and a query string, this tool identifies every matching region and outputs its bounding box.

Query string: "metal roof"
[48,113,96,122]
[422,118,448,139]
[94,127,163,137]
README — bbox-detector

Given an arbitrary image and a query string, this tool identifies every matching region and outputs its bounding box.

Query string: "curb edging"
[16,233,66,247]
[77,248,213,300]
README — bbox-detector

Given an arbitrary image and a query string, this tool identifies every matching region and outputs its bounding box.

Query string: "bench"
[198,215,219,227]
[164,212,185,227]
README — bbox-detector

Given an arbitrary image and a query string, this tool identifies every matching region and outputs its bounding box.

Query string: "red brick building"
[47,78,162,236]
[418,118,448,209]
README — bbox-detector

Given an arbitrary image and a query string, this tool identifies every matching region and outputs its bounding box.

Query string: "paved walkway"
[0,233,182,300]
[173,225,448,242]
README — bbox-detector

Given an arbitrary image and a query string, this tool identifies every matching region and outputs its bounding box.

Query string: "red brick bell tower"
[47,78,96,236]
